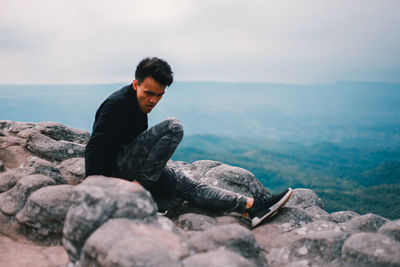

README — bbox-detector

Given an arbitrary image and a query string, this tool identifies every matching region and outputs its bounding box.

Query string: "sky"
[0,0,399,84]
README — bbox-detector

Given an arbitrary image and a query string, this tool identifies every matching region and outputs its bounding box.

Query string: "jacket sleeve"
[85,100,125,177]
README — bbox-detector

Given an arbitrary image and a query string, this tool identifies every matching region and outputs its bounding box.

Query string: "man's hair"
[135,57,174,86]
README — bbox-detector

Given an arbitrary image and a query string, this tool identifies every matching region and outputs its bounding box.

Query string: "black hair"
[135,57,174,86]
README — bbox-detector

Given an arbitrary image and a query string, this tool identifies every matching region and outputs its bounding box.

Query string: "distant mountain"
[1,81,400,148]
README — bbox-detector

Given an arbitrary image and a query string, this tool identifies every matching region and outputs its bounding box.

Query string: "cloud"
[0,0,399,84]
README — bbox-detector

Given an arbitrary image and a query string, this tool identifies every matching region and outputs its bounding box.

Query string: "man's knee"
[164,117,184,139]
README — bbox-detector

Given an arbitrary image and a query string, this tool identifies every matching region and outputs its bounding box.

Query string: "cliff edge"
[0,120,399,267]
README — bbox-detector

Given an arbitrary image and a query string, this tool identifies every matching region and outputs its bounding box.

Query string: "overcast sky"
[1,0,399,84]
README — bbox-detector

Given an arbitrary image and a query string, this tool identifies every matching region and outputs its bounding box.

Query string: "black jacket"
[84,84,148,177]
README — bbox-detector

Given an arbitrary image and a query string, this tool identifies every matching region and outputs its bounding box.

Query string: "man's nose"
[150,97,157,104]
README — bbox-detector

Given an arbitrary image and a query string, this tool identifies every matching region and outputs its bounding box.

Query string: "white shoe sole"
[251,188,293,228]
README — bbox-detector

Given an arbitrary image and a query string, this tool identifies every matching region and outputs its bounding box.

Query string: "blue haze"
[1,81,399,148]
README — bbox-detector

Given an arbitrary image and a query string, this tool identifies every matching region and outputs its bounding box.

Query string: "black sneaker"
[248,188,293,228]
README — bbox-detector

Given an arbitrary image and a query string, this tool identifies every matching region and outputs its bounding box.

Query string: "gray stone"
[38,121,90,145]
[0,120,36,134]
[287,188,324,209]
[57,157,85,185]
[62,176,157,263]
[261,221,347,266]
[330,210,360,223]
[378,219,400,243]
[21,156,66,184]
[341,213,389,234]
[0,169,26,193]
[199,163,269,197]
[216,214,243,226]
[0,210,23,240]
[0,174,55,215]
[287,221,348,266]
[341,232,400,267]
[178,213,217,231]
[81,218,187,267]
[304,205,331,221]
[16,184,74,243]
[26,132,85,162]
[182,248,258,267]
[189,224,266,266]
[0,160,5,172]
[263,206,313,229]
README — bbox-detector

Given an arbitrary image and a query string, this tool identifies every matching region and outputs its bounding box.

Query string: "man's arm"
[85,100,125,177]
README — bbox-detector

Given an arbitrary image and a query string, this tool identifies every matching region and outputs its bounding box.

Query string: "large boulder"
[341,233,400,266]
[57,157,85,185]
[81,218,189,267]
[188,224,267,266]
[16,184,75,244]
[62,176,158,264]
[26,133,85,162]
[37,121,90,145]
[0,174,56,215]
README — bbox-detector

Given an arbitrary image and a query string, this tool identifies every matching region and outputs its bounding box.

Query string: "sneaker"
[248,188,293,228]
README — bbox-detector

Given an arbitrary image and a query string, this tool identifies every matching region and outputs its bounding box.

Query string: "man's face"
[133,77,166,113]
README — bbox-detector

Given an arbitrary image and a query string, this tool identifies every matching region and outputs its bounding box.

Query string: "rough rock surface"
[0,120,399,267]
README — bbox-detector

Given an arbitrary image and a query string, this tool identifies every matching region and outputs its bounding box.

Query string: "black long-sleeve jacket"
[84,84,148,177]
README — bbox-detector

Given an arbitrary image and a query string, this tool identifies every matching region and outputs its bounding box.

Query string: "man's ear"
[133,80,138,91]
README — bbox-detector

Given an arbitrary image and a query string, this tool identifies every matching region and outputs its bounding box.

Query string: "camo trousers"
[116,118,248,213]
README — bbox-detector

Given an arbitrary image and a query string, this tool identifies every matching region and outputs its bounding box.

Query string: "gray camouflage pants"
[116,118,247,213]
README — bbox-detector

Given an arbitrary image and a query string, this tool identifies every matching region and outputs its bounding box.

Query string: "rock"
[340,213,389,234]
[0,160,5,172]
[260,221,347,266]
[1,120,399,267]
[0,120,36,135]
[38,121,90,145]
[57,157,85,185]
[0,174,55,215]
[0,157,65,193]
[263,206,313,229]
[341,233,400,266]
[330,210,360,223]
[62,176,158,263]
[199,163,269,197]
[81,218,188,267]
[21,156,66,184]
[26,132,85,162]
[0,169,27,193]
[182,248,258,267]
[287,221,348,266]
[378,219,400,242]
[304,205,331,221]
[188,224,267,266]
[287,188,324,210]
[216,214,244,226]
[0,233,69,267]
[16,184,74,243]
[178,213,217,231]
[0,210,23,240]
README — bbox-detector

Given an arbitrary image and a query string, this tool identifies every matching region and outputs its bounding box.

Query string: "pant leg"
[156,161,248,213]
[116,118,183,188]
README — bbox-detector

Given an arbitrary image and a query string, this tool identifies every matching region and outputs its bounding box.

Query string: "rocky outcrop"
[0,120,399,267]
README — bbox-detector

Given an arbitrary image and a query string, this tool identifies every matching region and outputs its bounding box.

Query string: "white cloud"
[0,0,399,84]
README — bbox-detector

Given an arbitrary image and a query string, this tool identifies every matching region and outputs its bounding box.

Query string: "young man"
[85,57,292,227]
